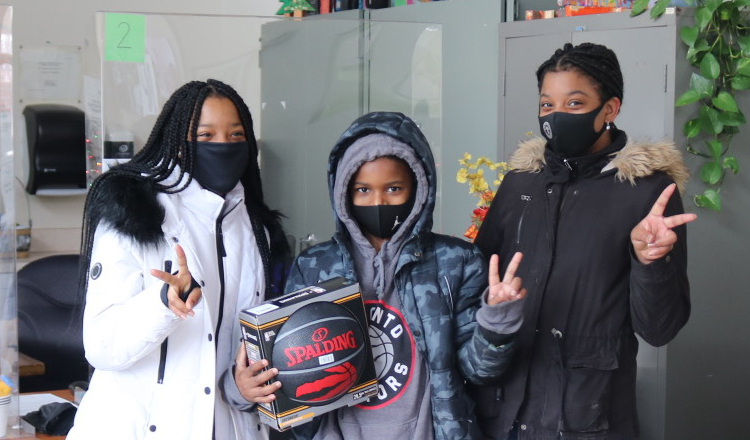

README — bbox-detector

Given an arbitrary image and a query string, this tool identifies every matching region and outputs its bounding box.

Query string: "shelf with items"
[278,0,446,17]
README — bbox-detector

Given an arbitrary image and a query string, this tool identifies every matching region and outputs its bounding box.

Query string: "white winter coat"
[68,179,269,440]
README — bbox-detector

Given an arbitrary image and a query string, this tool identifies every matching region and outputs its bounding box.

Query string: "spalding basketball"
[272,301,367,406]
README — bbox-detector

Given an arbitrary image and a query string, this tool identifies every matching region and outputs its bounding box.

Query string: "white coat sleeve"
[83,225,182,370]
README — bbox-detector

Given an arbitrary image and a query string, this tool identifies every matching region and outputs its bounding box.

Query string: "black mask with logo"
[351,199,414,239]
[538,104,606,157]
[192,141,249,195]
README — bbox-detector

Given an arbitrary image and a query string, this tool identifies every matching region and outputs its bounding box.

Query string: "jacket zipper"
[551,327,567,438]
[443,275,453,317]
[213,201,240,347]
[157,260,172,384]
[516,195,532,244]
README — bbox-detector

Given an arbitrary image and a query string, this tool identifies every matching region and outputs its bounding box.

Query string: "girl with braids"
[472,43,696,440]
[68,79,287,440]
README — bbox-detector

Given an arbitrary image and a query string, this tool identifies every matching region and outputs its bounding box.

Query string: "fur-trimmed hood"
[509,136,690,194]
[87,174,166,246]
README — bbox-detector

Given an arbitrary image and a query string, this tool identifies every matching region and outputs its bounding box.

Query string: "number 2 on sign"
[104,13,145,63]
[117,22,131,49]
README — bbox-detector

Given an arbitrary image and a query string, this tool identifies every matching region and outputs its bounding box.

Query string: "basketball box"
[239,277,378,431]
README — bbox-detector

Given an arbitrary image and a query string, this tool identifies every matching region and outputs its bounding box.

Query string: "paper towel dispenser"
[23,104,86,195]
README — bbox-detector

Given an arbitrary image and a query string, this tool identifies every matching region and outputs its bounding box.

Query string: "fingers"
[487,252,525,306]
[184,287,203,310]
[151,244,197,319]
[502,252,523,284]
[663,212,697,229]
[175,244,189,274]
[648,183,676,217]
[167,293,194,318]
[149,268,172,284]
[235,357,282,403]
[488,254,500,287]
[235,344,249,370]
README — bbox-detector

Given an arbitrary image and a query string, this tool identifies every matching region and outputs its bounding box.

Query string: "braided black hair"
[536,42,624,104]
[79,79,289,307]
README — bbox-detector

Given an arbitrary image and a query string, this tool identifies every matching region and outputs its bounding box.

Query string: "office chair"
[17,254,89,392]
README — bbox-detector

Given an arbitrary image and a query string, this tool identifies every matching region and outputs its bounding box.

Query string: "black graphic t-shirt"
[313,299,434,440]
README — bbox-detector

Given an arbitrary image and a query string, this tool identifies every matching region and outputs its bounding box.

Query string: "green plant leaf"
[725,125,740,135]
[737,58,750,76]
[700,105,724,134]
[650,0,670,18]
[630,0,649,16]
[723,156,740,174]
[707,139,723,159]
[694,39,710,51]
[684,118,702,138]
[675,89,702,106]
[690,72,714,96]
[695,6,712,30]
[705,0,723,13]
[712,91,739,112]
[700,161,723,184]
[700,188,722,211]
[687,40,711,64]
[733,0,750,7]
[718,110,746,126]
[731,74,750,90]
[694,193,722,211]
[700,52,721,79]
[680,25,699,46]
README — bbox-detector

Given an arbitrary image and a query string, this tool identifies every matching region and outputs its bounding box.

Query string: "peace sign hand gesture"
[487,252,528,306]
[150,244,203,319]
[630,183,697,265]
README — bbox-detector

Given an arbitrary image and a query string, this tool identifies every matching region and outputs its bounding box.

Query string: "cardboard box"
[239,277,378,431]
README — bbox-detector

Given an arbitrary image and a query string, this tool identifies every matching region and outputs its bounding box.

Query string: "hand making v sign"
[150,243,203,319]
[631,183,698,265]
[488,251,528,306]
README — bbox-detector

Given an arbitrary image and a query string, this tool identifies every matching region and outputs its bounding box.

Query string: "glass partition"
[0,6,33,438]
[85,12,282,186]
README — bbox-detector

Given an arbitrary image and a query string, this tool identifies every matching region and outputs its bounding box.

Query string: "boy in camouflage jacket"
[286,112,526,440]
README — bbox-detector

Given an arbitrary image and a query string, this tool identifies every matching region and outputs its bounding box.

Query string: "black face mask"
[538,104,606,157]
[192,141,249,195]
[351,200,414,239]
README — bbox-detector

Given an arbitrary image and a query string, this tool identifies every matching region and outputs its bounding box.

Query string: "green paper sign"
[104,13,145,63]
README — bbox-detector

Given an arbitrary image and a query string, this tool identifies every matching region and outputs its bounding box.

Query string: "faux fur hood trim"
[509,137,690,194]
[88,174,165,246]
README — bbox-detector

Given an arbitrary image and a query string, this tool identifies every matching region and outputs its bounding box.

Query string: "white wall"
[6,0,278,252]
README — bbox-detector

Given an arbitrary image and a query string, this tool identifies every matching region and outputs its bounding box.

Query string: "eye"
[354,187,370,194]
[387,186,403,193]
[197,131,212,139]
[567,99,583,108]
[540,102,552,109]
[231,130,246,139]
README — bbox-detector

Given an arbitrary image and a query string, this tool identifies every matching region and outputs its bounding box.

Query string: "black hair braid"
[536,42,624,104]
[78,79,289,308]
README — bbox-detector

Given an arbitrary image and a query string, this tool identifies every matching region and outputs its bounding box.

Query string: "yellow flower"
[456,168,468,183]
[456,152,511,241]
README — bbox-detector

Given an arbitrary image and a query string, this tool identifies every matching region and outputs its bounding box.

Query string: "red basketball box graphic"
[239,277,378,431]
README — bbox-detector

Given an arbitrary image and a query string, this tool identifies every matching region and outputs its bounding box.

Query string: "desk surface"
[19,353,45,377]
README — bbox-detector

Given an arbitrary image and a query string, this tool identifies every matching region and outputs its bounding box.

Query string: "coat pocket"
[465,381,501,418]
[541,341,619,433]
[432,392,479,440]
